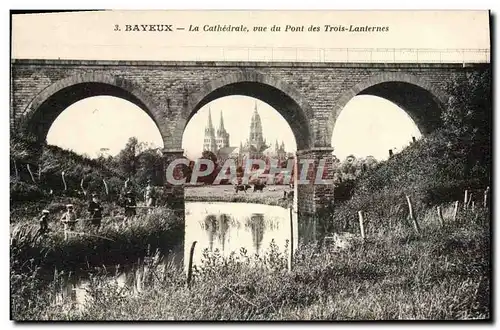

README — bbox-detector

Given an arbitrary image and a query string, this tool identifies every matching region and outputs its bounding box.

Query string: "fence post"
[62,171,67,192]
[13,160,19,179]
[26,164,36,184]
[406,195,420,234]
[358,210,366,240]
[103,179,109,195]
[80,178,87,197]
[436,206,444,227]
[186,241,197,288]
[466,193,473,210]
[453,201,459,221]
[288,207,294,271]
[463,190,468,210]
[484,186,490,208]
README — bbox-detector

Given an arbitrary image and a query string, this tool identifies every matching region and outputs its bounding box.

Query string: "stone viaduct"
[10,59,489,234]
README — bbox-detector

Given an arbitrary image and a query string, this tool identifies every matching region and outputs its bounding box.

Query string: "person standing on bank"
[123,191,137,223]
[60,204,77,241]
[38,209,50,236]
[144,180,155,214]
[88,193,104,230]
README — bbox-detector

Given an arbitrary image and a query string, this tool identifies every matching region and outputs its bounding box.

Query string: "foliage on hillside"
[331,68,491,233]
[10,134,167,206]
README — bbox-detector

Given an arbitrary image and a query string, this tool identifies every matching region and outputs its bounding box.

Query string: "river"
[55,201,301,309]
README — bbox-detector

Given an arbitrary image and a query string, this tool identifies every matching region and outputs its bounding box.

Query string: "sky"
[12,11,490,61]
[46,94,421,161]
[182,97,296,159]
[46,96,164,158]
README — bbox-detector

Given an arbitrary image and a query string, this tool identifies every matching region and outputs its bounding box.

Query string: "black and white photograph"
[8,10,491,321]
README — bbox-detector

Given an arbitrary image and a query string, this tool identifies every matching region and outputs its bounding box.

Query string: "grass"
[11,202,490,321]
[185,185,293,208]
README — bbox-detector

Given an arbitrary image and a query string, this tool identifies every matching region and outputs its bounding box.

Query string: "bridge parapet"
[11,47,490,64]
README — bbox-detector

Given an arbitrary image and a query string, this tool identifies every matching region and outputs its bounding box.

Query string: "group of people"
[37,193,105,240]
[36,180,156,240]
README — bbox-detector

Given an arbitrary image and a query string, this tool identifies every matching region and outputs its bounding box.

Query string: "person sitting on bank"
[88,193,104,230]
[60,204,78,241]
[38,209,50,236]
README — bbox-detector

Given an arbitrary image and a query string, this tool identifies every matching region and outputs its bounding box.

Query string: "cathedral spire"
[219,111,225,131]
[207,107,214,130]
[203,107,217,153]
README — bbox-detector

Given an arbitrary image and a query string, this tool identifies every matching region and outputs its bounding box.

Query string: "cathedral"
[203,107,230,153]
[239,103,269,160]
[202,103,289,164]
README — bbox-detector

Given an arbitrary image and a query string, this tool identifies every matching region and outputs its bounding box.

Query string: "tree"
[441,68,491,180]
[114,137,143,177]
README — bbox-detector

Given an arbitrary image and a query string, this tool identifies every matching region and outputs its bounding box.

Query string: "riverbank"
[13,203,490,320]
[11,207,184,274]
[185,185,293,208]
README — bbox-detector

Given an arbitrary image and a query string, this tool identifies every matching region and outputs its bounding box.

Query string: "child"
[38,209,50,236]
[88,193,104,230]
[60,204,77,240]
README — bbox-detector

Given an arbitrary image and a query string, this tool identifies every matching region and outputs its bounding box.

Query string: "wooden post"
[13,160,19,179]
[358,210,366,240]
[436,206,444,227]
[186,241,197,288]
[463,190,468,210]
[288,207,294,271]
[406,195,420,234]
[80,178,87,197]
[103,179,109,195]
[453,201,459,221]
[62,171,67,192]
[26,164,36,184]
[484,187,490,208]
[466,193,473,210]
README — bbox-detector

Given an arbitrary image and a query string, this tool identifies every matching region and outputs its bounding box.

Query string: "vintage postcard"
[10,10,491,321]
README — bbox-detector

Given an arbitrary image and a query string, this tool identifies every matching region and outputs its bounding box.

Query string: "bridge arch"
[18,72,166,143]
[176,69,314,151]
[327,72,449,143]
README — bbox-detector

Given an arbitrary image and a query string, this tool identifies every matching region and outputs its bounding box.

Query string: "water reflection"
[184,202,298,269]
[246,213,264,255]
[202,214,231,252]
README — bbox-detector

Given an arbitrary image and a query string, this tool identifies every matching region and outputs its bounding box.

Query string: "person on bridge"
[88,193,104,230]
[60,204,77,241]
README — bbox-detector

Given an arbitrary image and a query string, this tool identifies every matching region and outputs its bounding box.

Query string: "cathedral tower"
[203,107,217,153]
[216,111,230,150]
